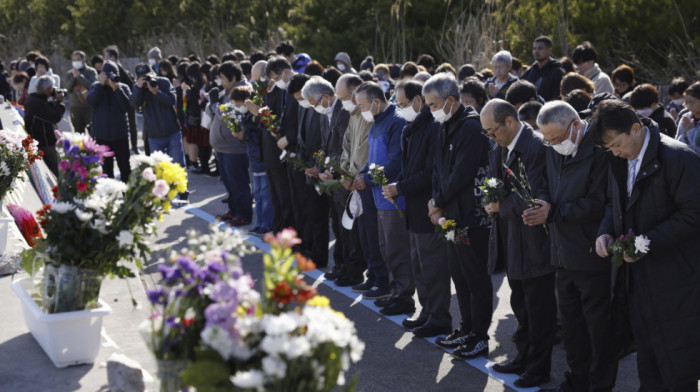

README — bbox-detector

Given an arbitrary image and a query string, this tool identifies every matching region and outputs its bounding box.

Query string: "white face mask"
[314,97,332,115]
[337,63,346,71]
[72,61,83,69]
[672,98,684,107]
[234,105,248,114]
[361,101,375,123]
[636,108,654,118]
[215,78,222,86]
[342,99,356,112]
[148,59,157,66]
[431,100,453,123]
[398,99,419,122]
[298,99,311,109]
[274,73,288,90]
[552,122,581,156]
[260,77,267,83]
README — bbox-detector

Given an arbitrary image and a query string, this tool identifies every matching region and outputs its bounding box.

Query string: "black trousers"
[509,272,556,378]
[265,164,294,232]
[96,137,131,182]
[409,231,451,327]
[330,188,366,277]
[286,166,330,268]
[445,227,493,339]
[41,145,59,177]
[556,269,618,392]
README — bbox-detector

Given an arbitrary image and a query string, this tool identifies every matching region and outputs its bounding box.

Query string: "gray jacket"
[208,86,247,155]
[65,66,98,108]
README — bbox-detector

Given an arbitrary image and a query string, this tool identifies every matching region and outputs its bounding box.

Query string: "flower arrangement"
[503,161,547,232]
[279,150,308,171]
[251,80,268,107]
[436,217,470,245]
[369,163,403,217]
[141,228,367,392]
[480,178,506,208]
[0,129,43,202]
[220,102,243,135]
[257,106,280,141]
[607,229,650,267]
[6,203,42,247]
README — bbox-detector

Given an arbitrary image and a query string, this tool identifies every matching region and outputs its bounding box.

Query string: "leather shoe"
[492,359,526,375]
[412,322,451,338]
[379,300,415,316]
[402,314,428,329]
[324,266,344,281]
[513,372,550,388]
[374,297,394,308]
[334,275,363,287]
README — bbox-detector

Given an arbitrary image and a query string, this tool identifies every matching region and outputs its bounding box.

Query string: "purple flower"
[158,264,182,285]
[176,256,200,275]
[204,302,237,328]
[146,287,166,305]
[208,280,238,303]
[58,160,71,172]
[207,260,226,275]
[83,137,114,159]
[165,315,179,329]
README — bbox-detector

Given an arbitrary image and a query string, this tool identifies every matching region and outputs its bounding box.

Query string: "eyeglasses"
[482,123,503,139]
[543,119,575,146]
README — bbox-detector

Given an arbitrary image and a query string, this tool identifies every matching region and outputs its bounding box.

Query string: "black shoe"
[334,275,363,287]
[402,314,428,329]
[450,335,488,360]
[379,300,415,316]
[324,266,344,281]
[373,297,394,308]
[435,329,469,349]
[513,372,550,388]
[492,359,526,375]
[206,170,219,177]
[351,280,374,293]
[221,197,230,203]
[362,287,391,300]
[413,322,451,338]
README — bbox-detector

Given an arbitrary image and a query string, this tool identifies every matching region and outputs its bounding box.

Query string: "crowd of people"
[2,35,700,391]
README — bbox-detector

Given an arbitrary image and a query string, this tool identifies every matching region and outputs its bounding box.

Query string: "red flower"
[51,185,58,198]
[271,281,293,304]
[295,252,316,272]
[183,318,194,328]
[36,204,52,229]
[76,181,89,192]
[506,169,513,178]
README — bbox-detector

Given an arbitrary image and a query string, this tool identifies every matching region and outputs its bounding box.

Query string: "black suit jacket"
[261,87,285,168]
[297,106,323,165]
[487,125,553,279]
[320,99,349,158]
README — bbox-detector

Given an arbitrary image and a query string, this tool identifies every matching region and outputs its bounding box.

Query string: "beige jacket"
[584,63,614,96]
[340,106,371,176]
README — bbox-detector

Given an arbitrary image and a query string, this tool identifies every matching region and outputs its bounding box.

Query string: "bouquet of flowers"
[315,180,344,196]
[279,150,308,171]
[311,151,353,196]
[369,163,403,217]
[435,217,470,245]
[257,106,281,141]
[168,228,365,392]
[312,150,331,171]
[220,102,243,135]
[251,80,268,107]
[480,178,506,208]
[607,229,650,267]
[503,161,547,232]
[0,129,43,202]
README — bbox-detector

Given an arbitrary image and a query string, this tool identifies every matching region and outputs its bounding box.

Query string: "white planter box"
[11,277,112,368]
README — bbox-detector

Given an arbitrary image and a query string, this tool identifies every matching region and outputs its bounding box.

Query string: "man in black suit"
[593,100,700,391]
[481,99,556,388]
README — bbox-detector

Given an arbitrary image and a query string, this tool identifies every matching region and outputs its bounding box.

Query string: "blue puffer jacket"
[87,82,131,141]
[361,104,407,211]
[130,77,180,139]
[243,112,265,173]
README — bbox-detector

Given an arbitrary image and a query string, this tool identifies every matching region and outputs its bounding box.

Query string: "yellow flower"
[154,161,188,198]
[441,219,456,230]
[306,295,330,308]
[220,104,227,111]
[78,141,84,150]
[162,201,171,213]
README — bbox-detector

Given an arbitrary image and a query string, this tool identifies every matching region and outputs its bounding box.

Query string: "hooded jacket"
[583,63,614,96]
[334,52,357,74]
[521,57,566,102]
[130,76,180,139]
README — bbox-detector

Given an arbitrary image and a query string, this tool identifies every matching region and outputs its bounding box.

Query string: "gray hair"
[422,72,459,100]
[491,50,513,66]
[72,50,86,60]
[414,71,431,83]
[36,75,54,91]
[301,76,335,101]
[537,101,580,129]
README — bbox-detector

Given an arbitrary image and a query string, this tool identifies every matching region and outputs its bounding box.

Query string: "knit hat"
[148,47,162,59]
[102,60,120,77]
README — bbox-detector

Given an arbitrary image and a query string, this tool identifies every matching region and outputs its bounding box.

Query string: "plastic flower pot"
[0,202,14,255]
[11,277,111,368]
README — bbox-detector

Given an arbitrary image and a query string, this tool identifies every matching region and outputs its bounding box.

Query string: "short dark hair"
[103,45,119,59]
[561,72,595,96]
[72,50,86,60]
[559,56,575,74]
[209,64,220,81]
[239,60,252,77]
[288,73,310,95]
[188,54,201,63]
[400,62,419,79]
[629,84,659,109]
[12,72,29,84]
[275,41,295,57]
[505,80,538,106]
[91,54,104,68]
[611,64,635,85]
[685,82,700,100]
[218,61,243,83]
[563,89,593,113]
[200,62,213,80]
[341,74,363,91]
[518,101,543,122]
[396,80,423,101]
[176,61,189,79]
[26,51,41,62]
[249,51,265,65]
[304,60,324,76]
[571,41,597,64]
[668,77,690,97]
[186,62,202,84]
[460,77,488,108]
[590,99,640,145]
[534,36,553,48]
[358,70,374,82]
[321,67,342,87]
[491,100,519,125]
[167,55,179,65]
[511,57,523,72]
[356,81,387,104]
[457,64,476,81]
[231,86,251,102]
[206,54,221,65]
[265,56,291,77]
[221,52,237,63]
[34,55,50,69]
[159,60,175,78]
[416,54,436,70]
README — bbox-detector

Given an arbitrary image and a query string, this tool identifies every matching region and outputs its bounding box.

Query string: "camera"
[143,75,158,88]
[107,73,120,83]
[52,88,67,97]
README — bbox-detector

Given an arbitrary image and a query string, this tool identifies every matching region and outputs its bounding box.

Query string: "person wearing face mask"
[304,76,363,280]
[23,75,66,176]
[523,101,617,392]
[334,52,357,75]
[27,56,61,95]
[103,45,138,154]
[676,83,700,157]
[381,79,452,337]
[64,50,97,134]
[352,81,414,315]
[630,84,676,138]
[147,47,162,75]
[666,77,689,121]
[424,73,492,360]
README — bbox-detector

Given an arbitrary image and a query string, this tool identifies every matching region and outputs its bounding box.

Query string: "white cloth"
[628,127,651,196]
[506,124,526,162]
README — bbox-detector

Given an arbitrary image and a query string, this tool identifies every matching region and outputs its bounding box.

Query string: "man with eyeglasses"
[524,101,618,392]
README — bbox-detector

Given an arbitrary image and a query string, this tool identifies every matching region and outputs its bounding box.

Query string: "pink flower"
[141,167,157,182]
[152,179,170,198]
[72,159,88,179]
[58,160,71,172]
[438,217,446,226]
[82,137,114,159]
[265,227,302,248]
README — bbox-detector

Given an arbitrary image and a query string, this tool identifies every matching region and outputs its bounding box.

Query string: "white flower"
[324,157,330,165]
[130,154,155,168]
[230,370,265,391]
[202,326,235,360]
[260,334,290,355]
[261,313,299,335]
[51,201,76,214]
[141,167,157,182]
[369,163,376,170]
[486,178,500,188]
[83,196,106,211]
[285,336,312,359]
[94,178,128,197]
[262,356,287,379]
[438,217,446,226]
[279,150,287,160]
[152,179,170,198]
[90,218,109,234]
[74,208,93,222]
[634,235,650,254]
[446,230,456,242]
[117,230,134,248]
[149,151,173,164]
[0,161,10,176]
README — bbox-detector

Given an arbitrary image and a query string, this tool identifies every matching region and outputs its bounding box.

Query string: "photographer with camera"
[65,50,97,134]
[87,60,132,182]
[23,75,66,175]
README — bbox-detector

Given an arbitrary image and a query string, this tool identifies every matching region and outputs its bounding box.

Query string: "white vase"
[11,277,112,368]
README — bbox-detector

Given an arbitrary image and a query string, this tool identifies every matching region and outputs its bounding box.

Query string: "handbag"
[200,103,213,129]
